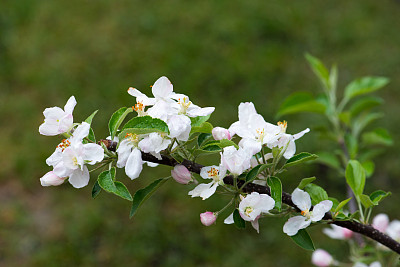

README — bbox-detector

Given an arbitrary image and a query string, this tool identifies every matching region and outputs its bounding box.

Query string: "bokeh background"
[1,0,400,266]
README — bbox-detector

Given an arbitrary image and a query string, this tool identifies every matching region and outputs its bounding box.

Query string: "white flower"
[172,94,215,117]
[188,165,226,200]
[39,96,77,136]
[238,192,275,233]
[229,102,281,155]
[167,115,191,141]
[220,146,252,176]
[138,132,171,160]
[283,188,332,236]
[267,120,310,159]
[116,133,144,180]
[372,213,389,233]
[45,122,104,188]
[312,249,334,267]
[386,220,400,242]
[212,127,232,141]
[323,224,353,240]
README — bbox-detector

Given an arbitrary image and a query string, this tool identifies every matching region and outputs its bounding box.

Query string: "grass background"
[1,0,400,266]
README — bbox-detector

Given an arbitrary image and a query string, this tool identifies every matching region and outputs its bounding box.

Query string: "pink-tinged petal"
[293,128,310,140]
[372,213,389,233]
[63,96,77,114]
[69,166,90,188]
[171,165,192,184]
[251,219,260,233]
[125,148,143,180]
[212,127,231,141]
[311,249,334,267]
[386,220,400,241]
[239,138,261,156]
[83,143,104,164]
[292,188,312,211]
[323,225,353,240]
[200,212,217,226]
[238,102,257,123]
[152,76,173,98]
[283,216,311,236]
[224,213,234,224]
[58,114,73,133]
[40,171,66,186]
[311,200,333,222]
[53,162,73,178]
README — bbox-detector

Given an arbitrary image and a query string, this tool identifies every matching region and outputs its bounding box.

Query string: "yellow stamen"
[57,139,71,152]
[245,207,254,217]
[278,120,287,133]
[207,167,219,178]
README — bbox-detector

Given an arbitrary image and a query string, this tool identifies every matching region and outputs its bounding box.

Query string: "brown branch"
[100,140,400,254]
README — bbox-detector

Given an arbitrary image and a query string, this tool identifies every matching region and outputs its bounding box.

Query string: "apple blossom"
[283,188,332,236]
[40,171,67,186]
[238,192,275,233]
[138,132,171,160]
[39,96,77,136]
[312,249,334,267]
[172,94,215,117]
[372,213,389,233]
[200,212,217,226]
[117,133,144,180]
[167,115,191,141]
[212,127,231,141]
[220,146,252,176]
[386,220,400,242]
[323,225,353,240]
[171,165,193,184]
[188,165,226,200]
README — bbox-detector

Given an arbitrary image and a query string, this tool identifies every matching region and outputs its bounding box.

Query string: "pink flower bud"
[212,127,231,141]
[373,213,389,233]
[40,171,66,186]
[312,249,334,267]
[171,165,192,184]
[200,212,217,226]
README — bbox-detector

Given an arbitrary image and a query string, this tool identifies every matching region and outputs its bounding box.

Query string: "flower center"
[57,139,71,152]
[244,207,254,217]
[72,156,78,166]
[301,209,311,220]
[178,97,192,114]
[278,121,287,133]
[125,133,139,145]
[133,101,146,116]
[256,128,265,142]
[207,167,220,181]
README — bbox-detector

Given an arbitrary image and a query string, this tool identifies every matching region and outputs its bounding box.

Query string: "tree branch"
[100,140,400,254]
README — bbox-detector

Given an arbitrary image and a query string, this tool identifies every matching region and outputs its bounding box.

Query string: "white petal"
[83,143,104,164]
[239,138,261,156]
[46,149,63,166]
[282,139,296,159]
[188,182,213,199]
[116,139,133,168]
[238,102,257,123]
[258,194,276,212]
[40,171,66,186]
[370,261,382,267]
[64,96,77,114]
[69,166,90,188]
[39,121,60,136]
[125,148,143,180]
[71,122,90,142]
[292,188,311,211]
[311,200,333,222]
[127,88,156,106]
[323,225,346,240]
[43,107,64,120]
[283,216,311,236]
[53,162,73,178]
[199,182,218,200]
[224,213,234,224]
[251,219,260,233]
[187,106,215,117]
[167,115,191,141]
[293,128,310,140]
[152,76,173,98]
[58,114,73,133]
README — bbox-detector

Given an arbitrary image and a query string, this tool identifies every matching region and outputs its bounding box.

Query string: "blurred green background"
[1,0,400,266]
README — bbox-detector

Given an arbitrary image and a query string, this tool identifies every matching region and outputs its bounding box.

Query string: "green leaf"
[233,209,246,229]
[198,133,212,147]
[267,176,282,211]
[360,194,375,209]
[219,139,239,149]
[305,53,330,91]
[304,184,328,206]
[130,177,168,218]
[361,160,375,177]
[284,152,318,168]
[290,229,315,251]
[349,96,383,117]
[277,92,326,117]
[245,164,270,183]
[122,115,169,134]
[352,112,383,138]
[84,110,99,143]
[315,152,341,170]
[370,190,391,205]
[91,181,102,199]
[344,76,389,101]
[109,107,132,139]
[345,160,366,198]
[191,122,213,134]
[345,133,358,159]
[85,110,99,125]
[334,198,352,213]
[190,115,211,127]
[297,177,316,190]
[362,128,393,146]
[98,168,133,201]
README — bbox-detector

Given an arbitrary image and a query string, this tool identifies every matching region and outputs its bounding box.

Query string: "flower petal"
[311,200,333,222]
[152,76,173,98]
[64,96,77,114]
[283,216,311,236]
[224,213,234,224]
[125,148,143,180]
[69,165,90,188]
[83,143,104,164]
[251,219,260,233]
[292,188,311,211]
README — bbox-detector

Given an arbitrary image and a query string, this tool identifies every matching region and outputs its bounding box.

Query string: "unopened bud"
[40,171,66,186]
[212,127,231,141]
[200,211,217,226]
[373,213,389,233]
[171,165,192,184]
[311,249,334,267]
